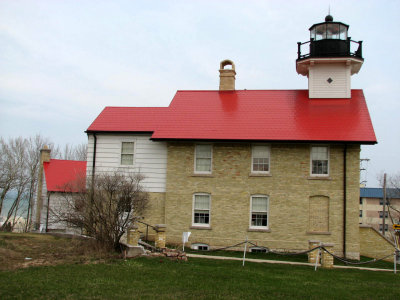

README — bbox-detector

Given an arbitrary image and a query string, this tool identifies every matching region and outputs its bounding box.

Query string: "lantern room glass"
[310,23,348,40]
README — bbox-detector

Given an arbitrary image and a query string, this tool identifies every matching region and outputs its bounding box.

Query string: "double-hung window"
[193,194,211,227]
[311,146,329,176]
[251,145,270,173]
[195,144,212,174]
[379,199,389,205]
[379,211,388,218]
[379,224,388,232]
[250,195,269,229]
[121,142,134,165]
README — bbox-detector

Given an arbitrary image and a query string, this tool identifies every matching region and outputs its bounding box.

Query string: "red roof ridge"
[102,106,168,109]
[175,89,363,92]
[46,159,86,163]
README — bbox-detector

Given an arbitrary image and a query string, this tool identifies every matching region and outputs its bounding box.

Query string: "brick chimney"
[219,60,236,91]
[34,145,51,230]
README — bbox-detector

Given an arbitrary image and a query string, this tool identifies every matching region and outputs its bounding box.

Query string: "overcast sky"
[0,0,399,187]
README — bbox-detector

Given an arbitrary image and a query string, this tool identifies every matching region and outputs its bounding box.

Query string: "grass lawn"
[1,257,400,299]
[1,233,399,299]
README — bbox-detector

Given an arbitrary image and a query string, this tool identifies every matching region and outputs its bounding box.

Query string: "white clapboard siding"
[87,134,167,193]
[309,63,351,98]
[46,192,69,230]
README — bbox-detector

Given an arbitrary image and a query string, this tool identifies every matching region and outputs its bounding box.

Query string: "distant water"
[1,190,29,218]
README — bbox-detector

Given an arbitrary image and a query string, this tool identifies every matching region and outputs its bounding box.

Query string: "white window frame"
[120,140,136,166]
[194,144,213,174]
[310,145,330,177]
[192,193,211,227]
[251,144,271,174]
[249,195,269,229]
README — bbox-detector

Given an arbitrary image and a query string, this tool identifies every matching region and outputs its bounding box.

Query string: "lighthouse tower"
[296,15,364,98]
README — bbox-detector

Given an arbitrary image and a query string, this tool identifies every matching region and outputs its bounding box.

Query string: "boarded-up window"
[308,196,329,232]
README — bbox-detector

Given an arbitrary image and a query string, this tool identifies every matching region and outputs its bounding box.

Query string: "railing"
[136,220,158,241]
[297,38,363,60]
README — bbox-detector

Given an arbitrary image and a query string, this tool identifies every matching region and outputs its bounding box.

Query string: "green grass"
[1,233,398,299]
[1,257,399,299]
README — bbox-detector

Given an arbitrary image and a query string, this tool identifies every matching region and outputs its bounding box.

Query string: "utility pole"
[383,173,387,235]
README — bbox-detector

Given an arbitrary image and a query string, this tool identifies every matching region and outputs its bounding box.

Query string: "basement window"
[250,247,267,253]
[191,243,209,251]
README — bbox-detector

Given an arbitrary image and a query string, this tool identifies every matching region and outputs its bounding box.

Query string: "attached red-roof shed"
[43,159,87,192]
[86,89,376,144]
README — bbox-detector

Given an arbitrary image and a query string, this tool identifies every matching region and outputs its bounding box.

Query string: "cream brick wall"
[137,192,166,240]
[163,142,361,259]
[359,225,396,262]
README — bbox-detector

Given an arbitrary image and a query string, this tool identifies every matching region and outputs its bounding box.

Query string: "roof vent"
[219,60,236,91]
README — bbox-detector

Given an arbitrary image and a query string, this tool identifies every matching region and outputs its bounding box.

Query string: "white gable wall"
[87,134,167,193]
[309,63,351,98]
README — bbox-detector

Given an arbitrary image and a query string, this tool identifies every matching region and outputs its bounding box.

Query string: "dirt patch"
[0,232,119,271]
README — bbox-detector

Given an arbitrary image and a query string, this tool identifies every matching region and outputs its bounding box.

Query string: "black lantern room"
[297,15,363,61]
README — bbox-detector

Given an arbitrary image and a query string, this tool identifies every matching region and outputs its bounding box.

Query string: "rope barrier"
[320,246,394,265]
[199,239,394,267]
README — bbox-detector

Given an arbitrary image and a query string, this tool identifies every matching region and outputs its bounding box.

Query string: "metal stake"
[242,237,248,267]
[314,245,321,271]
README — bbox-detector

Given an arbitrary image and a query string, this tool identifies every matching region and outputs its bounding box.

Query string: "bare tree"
[0,137,29,231]
[61,143,87,161]
[0,135,57,231]
[377,172,400,246]
[386,173,400,224]
[55,172,149,251]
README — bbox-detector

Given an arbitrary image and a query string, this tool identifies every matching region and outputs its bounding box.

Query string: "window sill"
[191,174,214,178]
[307,176,332,180]
[306,231,331,235]
[249,173,272,177]
[190,225,212,230]
[248,228,271,233]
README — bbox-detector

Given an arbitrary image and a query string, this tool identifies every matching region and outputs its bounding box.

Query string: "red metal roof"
[43,159,87,192]
[87,90,376,144]
[86,107,167,132]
